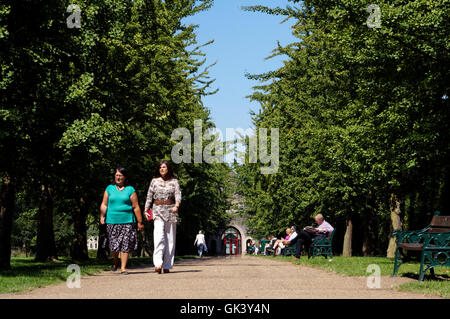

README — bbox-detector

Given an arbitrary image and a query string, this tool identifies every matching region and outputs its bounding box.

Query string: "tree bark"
[35,184,57,262]
[362,194,376,256]
[96,223,109,260]
[362,228,372,256]
[71,197,89,261]
[386,193,402,258]
[342,219,353,257]
[0,173,15,270]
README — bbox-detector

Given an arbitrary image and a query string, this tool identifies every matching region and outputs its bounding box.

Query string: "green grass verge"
[250,254,449,298]
[0,254,203,296]
[396,280,449,299]
[0,256,153,295]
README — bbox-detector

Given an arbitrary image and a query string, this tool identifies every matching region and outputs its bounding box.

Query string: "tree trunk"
[386,193,402,258]
[439,168,449,216]
[71,197,89,261]
[35,184,57,262]
[362,195,376,256]
[96,223,109,260]
[0,173,15,270]
[342,219,353,257]
[362,227,372,256]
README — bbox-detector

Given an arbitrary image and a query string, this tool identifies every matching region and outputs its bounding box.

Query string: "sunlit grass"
[0,256,152,295]
[251,254,449,298]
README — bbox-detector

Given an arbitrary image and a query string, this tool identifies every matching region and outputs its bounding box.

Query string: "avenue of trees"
[1,0,448,270]
[0,0,232,269]
[235,0,449,256]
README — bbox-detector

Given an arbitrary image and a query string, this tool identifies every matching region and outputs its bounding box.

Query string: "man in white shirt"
[194,230,208,257]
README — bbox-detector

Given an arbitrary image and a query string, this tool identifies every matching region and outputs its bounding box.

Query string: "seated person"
[282,214,333,259]
[286,226,298,243]
[264,235,278,255]
[247,240,254,254]
[264,235,277,255]
[275,225,298,254]
[272,228,292,255]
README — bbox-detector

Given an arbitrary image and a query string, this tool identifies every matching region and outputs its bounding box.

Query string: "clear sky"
[183,0,296,136]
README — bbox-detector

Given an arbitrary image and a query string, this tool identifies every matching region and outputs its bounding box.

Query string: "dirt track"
[1,255,440,299]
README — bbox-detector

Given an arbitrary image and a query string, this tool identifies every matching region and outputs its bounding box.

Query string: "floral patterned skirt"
[104,223,138,252]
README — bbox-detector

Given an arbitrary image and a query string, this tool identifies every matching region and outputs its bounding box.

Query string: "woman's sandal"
[120,270,129,275]
[155,266,162,274]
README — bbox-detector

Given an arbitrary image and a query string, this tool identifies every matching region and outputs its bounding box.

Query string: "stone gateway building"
[206,191,255,255]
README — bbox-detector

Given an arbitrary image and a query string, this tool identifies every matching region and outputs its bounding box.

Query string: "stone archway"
[220,222,254,255]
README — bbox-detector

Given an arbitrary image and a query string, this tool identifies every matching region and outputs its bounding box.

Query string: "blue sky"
[183,0,296,135]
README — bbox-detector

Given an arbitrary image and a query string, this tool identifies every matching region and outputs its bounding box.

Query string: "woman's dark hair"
[112,167,130,186]
[155,160,175,180]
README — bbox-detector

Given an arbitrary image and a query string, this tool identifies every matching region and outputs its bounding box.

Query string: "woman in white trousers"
[144,160,181,274]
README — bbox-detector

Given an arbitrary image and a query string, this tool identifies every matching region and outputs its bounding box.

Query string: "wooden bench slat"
[430,216,450,228]
[428,227,450,232]
[397,243,423,251]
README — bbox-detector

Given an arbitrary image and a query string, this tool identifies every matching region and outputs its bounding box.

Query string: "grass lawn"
[250,254,449,298]
[0,255,154,295]
[0,253,203,296]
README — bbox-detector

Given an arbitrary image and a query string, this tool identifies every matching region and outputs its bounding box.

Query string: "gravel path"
[1,255,440,299]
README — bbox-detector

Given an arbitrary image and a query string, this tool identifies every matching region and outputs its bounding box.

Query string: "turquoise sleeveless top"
[105,184,136,224]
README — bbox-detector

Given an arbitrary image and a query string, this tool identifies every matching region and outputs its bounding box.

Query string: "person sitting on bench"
[279,226,298,250]
[264,235,277,255]
[272,227,292,255]
[282,214,334,259]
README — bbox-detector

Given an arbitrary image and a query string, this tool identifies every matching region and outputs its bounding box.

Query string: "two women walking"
[100,160,181,274]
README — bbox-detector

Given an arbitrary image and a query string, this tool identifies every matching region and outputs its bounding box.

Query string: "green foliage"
[1,0,231,260]
[236,0,450,255]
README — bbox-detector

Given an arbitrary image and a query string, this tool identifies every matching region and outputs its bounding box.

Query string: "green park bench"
[283,244,296,256]
[260,239,269,255]
[392,211,450,281]
[309,229,335,259]
[283,229,335,259]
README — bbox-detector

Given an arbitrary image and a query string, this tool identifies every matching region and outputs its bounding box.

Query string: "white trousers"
[153,218,176,269]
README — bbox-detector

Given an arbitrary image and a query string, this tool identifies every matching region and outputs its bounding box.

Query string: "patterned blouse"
[144,177,182,223]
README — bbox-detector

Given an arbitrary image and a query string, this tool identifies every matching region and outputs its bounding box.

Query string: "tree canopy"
[1,0,231,267]
[235,0,449,256]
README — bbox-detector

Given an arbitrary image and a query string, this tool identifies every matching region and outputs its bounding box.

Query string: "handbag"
[145,209,153,222]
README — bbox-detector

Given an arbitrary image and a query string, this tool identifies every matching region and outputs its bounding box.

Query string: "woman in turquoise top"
[100,168,144,274]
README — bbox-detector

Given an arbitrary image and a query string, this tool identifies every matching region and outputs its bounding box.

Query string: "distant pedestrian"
[100,168,144,275]
[144,160,181,274]
[194,230,208,257]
